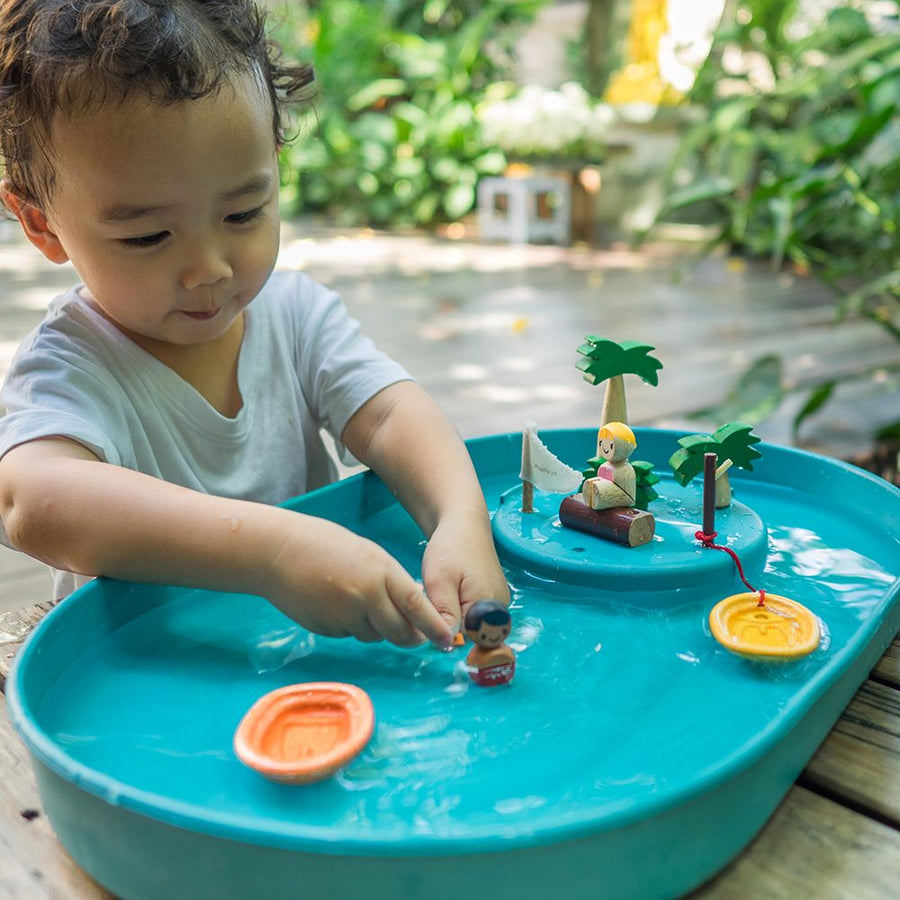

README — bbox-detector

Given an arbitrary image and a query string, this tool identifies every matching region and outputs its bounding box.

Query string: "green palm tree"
[669,423,762,507]
[576,336,663,425]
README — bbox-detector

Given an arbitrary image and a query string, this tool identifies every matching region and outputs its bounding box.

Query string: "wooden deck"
[1,223,898,897]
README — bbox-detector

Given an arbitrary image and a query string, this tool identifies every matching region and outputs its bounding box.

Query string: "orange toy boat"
[234,682,375,784]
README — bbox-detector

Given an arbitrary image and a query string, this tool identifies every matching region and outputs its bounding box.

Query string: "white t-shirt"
[0,270,411,598]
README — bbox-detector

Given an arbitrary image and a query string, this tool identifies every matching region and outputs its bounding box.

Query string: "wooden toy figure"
[464,600,516,687]
[560,420,656,547]
[582,422,637,510]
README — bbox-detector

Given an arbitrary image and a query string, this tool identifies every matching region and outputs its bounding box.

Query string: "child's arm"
[342,381,510,634]
[0,437,452,648]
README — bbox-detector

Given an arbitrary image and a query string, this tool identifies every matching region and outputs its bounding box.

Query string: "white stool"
[478,175,572,245]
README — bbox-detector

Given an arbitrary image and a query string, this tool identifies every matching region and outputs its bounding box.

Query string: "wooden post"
[521,426,534,513]
[702,452,717,535]
[522,480,534,514]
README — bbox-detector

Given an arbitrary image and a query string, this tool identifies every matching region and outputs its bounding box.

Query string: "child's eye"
[226,206,264,225]
[120,231,169,249]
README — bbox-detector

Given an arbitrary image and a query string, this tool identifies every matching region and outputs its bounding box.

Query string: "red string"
[695,530,766,606]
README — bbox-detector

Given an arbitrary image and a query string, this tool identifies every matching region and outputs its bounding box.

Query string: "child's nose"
[180,243,233,291]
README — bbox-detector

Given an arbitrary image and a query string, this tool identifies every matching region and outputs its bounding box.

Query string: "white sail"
[520,422,583,494]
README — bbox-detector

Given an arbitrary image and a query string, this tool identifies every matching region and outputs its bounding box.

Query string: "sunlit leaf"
[347,79,407,113]
[813,110,860,152]
[840,105,896,157]
[792,382,835,437]
[442,183,475,219]
[837,270,900,319]
[708,355,785,425]
[656,177,736,218]
[769,196,794,270]
[875,421,900,441]
[713,98,754,132]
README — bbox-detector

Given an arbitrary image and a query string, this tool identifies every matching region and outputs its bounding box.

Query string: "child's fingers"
[459,573,511,618]
[387,571,453,648]
[421,575,462,637]
[363,595,426,648]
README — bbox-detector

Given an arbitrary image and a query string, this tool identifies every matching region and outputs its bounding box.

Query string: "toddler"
[0,0,509,648]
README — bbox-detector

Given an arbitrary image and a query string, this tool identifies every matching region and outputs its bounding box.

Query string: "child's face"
[26,71,280,350]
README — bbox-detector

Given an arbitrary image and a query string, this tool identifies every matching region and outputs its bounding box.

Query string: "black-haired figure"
[464,600,516,687]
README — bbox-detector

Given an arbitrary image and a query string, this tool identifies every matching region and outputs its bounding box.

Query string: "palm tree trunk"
[601,375,628,426]
[715,471,732,508]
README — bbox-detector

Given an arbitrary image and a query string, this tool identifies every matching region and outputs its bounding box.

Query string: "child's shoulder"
[261,269,336,307]
[8,286,151,391]
[19,287,108,355]
[256,269,347,327]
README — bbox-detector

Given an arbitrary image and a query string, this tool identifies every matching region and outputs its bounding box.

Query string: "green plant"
[272,0,544,227]
[653,1,900,443]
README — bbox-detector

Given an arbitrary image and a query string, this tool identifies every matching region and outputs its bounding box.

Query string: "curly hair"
[0,0,315,206]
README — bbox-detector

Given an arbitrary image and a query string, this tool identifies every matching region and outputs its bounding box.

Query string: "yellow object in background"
[604,0,682,106]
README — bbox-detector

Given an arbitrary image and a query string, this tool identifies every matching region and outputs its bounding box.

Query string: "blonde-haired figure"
[583,422,637,510]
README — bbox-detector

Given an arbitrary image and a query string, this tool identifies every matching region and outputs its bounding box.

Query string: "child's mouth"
[183,308,219,321]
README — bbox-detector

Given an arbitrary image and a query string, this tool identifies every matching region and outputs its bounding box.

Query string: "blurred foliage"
[272,0,545,227]
[654,0,900,444]
[576,0,629,97]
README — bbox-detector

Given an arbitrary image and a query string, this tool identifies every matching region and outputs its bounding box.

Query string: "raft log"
[559,494,655,547]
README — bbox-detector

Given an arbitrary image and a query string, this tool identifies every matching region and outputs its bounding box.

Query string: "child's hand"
[420,508,510,637]
[264,515,454,649]
[340,380,509,638]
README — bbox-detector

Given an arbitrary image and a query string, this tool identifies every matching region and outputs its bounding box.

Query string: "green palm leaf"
[576,336,663,386]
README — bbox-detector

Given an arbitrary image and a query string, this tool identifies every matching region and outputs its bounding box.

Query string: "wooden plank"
[692,785,900,899]
[0,697,115,899]
[0,602,55,693]
[0,543,51,615]
[871,636,900,687]
[0,570,53,617]
[801,679,900,827]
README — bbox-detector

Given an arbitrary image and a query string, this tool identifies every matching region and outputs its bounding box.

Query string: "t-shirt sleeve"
[288,273,413,441]
[0,332,124,466]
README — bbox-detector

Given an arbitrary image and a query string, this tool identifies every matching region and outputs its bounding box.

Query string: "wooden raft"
[559,493,655,547]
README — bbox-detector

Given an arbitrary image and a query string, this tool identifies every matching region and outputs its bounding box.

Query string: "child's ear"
[0,180,70,264]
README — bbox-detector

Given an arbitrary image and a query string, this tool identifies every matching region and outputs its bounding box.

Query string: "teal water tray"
[8,429,900,900]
